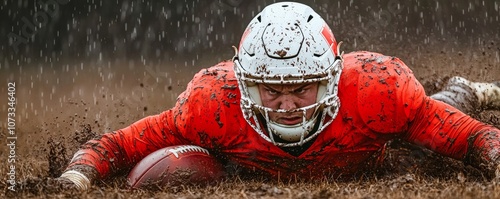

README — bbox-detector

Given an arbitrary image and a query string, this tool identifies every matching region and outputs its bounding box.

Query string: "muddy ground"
[0,39,498,198]
[1,5,500,199]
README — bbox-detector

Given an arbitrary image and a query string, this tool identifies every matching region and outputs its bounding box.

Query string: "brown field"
[1,39,499,198]
[1,2,500,197]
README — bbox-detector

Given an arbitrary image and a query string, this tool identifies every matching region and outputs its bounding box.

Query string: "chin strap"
[60,170,91,190]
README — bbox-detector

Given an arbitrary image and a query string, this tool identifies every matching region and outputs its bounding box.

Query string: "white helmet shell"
[233,2,343,147]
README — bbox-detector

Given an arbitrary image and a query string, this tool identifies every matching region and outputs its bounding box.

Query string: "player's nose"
[278,95,298,110]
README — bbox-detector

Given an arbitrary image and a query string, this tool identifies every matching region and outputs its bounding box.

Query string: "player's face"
[257,82,319,125]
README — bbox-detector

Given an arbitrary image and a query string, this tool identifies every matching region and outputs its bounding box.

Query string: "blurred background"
[1,0,499,63]
[0,0,499,159]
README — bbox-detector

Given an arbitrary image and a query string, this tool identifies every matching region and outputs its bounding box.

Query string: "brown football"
[127,145,225,189]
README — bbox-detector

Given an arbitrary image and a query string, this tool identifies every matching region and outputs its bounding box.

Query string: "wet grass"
[4,169,500,199]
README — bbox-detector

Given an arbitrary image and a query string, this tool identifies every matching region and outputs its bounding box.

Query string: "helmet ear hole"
[307,15,313,22]
[257,15,261,22]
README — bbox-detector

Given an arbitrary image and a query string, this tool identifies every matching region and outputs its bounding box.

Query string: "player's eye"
[294,88,306,94]
[294,84,312,94]
[267,89,279,95]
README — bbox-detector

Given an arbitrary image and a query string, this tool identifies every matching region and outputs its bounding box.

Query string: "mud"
[46,138,69,178]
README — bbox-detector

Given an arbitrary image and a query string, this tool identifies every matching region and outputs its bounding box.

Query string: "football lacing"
[168,145,209,158]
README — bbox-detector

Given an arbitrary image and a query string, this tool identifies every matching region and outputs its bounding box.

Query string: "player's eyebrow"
[262,84,280,93]
[263,83,315,93]
[292,83,315,92]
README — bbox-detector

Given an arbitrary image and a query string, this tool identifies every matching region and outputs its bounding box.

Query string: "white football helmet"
[233,2,343,147]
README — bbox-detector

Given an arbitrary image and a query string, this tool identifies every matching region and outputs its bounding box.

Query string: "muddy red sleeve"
[64,61,237,180]
[405,96,500,177]
[65,109,188,179]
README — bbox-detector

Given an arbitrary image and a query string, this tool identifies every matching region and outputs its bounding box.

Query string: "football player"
[55,2,500,190]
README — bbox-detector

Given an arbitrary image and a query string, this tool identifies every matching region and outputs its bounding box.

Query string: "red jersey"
[68,51,500,179]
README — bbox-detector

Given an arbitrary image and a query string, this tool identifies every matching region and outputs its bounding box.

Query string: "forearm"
[406,97,500,177]
[65,132,128,179]
[63,112,178,181]
[405,98,474,159]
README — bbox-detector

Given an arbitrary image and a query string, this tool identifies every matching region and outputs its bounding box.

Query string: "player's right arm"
[58,109,185,190]
[56,61,237,190]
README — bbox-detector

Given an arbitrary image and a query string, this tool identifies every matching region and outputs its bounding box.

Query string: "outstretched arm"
[56,61,238,190]
[58,109,187,190]
[405,96,500,177]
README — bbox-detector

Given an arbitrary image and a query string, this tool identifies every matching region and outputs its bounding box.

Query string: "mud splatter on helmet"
[233,2,343,147]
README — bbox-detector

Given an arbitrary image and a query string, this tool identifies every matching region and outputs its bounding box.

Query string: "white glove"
[59,170,91,190]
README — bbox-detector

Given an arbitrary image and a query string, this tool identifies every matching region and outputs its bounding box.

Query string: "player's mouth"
[278,116,303,125]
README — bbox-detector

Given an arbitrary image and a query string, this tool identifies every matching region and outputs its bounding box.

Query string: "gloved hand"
[58,170,92,190]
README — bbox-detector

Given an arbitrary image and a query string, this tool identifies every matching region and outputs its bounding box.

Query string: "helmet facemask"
[234,52,343,147]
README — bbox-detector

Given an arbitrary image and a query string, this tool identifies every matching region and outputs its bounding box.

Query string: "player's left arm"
[352,52,500,177]
[405,90,500,178]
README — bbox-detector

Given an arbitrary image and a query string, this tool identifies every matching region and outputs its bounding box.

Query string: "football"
[127,145,225,189]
